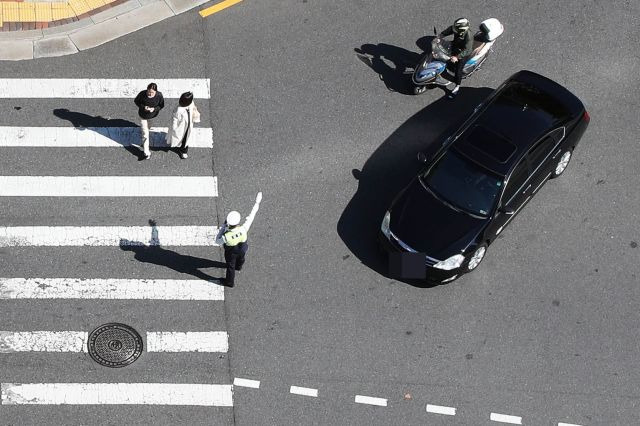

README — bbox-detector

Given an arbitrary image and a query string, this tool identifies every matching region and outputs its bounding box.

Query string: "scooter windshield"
[431,38,451,61]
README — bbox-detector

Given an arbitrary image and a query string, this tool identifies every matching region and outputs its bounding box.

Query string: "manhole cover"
[87,323,143,368]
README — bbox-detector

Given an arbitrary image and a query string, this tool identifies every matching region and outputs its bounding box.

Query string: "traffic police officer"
[217,192,263,287]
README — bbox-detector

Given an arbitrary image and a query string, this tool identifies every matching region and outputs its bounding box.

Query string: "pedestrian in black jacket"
[439,18,473,98]
[134,82,164,159]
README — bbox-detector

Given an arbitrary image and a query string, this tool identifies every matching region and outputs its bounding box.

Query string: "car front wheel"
[467,244,487,271]
[552,149,572,178]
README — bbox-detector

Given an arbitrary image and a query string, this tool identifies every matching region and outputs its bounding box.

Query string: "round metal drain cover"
[88,323,143,368]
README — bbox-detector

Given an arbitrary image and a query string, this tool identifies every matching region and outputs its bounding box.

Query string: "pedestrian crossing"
[0,78,232,414]
[0,126,213,147]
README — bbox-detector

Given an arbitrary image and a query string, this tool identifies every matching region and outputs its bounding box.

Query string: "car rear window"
[501,82,570,123]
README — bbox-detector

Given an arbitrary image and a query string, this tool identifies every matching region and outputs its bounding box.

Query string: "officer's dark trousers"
[448,58,467,86]
[224,242,248,286]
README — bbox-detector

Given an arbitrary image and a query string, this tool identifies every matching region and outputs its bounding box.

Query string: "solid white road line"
[0,79,210,99]
[289,386,318,397]
[0,331,87,353]
[354,395,387,407]
[0,127,213,148]
[146,332,228,352]
[490,412,523,424]
[426,404,456,415]
[233,378,260,389]
[0,278,224,300]
[0,383,232,405]
[558,423,583,426]
[0,226,220,247]
[0,176,218,197]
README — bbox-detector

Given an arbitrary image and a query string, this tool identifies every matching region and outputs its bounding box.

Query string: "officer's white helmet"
[226,211,241,226]
[453,17,470,34]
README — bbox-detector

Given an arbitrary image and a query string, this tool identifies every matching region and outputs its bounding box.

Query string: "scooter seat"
[471,38,486,57]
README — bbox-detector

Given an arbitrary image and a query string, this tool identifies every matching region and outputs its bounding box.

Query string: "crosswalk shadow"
[53,108,151,160]
[119,220,225,283]
[53,108,138,127]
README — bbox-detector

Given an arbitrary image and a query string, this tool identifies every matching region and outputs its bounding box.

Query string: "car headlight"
[381,211,391,238]
[433,254,464,270]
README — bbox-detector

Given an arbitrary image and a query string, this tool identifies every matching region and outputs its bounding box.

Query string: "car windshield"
[420,150,503,216]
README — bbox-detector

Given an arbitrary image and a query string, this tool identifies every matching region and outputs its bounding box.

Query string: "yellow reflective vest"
[223,226,248,247]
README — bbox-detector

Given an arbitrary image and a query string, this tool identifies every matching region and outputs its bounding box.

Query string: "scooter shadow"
[336,87,493,288]
[354,37,436,95]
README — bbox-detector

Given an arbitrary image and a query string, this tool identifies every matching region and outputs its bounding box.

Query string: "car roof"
[454,70,585,176]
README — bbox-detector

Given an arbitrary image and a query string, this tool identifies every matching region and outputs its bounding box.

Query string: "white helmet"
[226,211,241,226]
[453,17,470,34]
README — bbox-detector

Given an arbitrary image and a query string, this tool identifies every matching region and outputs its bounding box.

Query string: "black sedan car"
[379,70,590,283]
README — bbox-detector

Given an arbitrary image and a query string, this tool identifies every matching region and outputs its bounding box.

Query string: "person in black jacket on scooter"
[439,17,473,98]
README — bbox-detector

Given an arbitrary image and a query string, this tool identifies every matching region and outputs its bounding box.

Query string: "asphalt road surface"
[1,0,639,425]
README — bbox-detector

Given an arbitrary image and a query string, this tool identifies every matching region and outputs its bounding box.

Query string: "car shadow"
[337,87,493,287]
[119,220,226,284]
[354,37,436,95]
[53,108,170,160]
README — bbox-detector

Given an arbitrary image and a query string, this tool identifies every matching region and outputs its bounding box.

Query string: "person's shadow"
[53,108,168,160]
[337,87,493,287]
[354,37,435,95]
[119,220,227,284]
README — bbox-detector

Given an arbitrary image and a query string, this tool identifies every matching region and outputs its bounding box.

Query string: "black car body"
[379,70,590,282]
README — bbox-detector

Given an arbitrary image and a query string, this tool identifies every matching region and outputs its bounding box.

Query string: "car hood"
[389,178,486,258]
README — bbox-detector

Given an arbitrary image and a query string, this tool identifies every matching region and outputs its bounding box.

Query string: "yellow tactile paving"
[85,0,106,10]
[0,0,116,25]
[18,3,36,22]
[69,0,91,15]
[2,3,20,22]
[35,2,53,21]
[51,2,74,20]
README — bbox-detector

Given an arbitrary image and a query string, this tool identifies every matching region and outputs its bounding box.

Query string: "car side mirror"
[417,152,429,163]
[499,206,515,215]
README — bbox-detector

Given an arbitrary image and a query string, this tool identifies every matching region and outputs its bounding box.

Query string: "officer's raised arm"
[243,192,263,232]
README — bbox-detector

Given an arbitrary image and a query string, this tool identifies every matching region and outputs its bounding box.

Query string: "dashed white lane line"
[0,278,224,300]
[289,386,318,398]
[426,403,456,415]
[0,127,213,148]
[0,226,220,246]
[233,378,260,389]
[0,79,210,99]
[0,176,218,197]
[354,395,387,407]
[0,383,232,405]
[146,332,228,353]
[0,331,87,353]
[490,412,523,424]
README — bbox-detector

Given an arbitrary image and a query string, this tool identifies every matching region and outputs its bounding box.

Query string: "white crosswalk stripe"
[0,278,224,300]
[0,331,228,353]
[0,176,217,197]
[0,77,232,410]
[0,79,210,98]
[0,126,213,148]
[0,226,220,246]
[1,383,233,406]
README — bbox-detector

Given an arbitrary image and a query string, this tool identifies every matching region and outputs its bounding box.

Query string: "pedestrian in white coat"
[166,91,201,159]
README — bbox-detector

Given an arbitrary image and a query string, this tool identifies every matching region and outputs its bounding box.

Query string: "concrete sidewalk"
[0,0,210,60]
